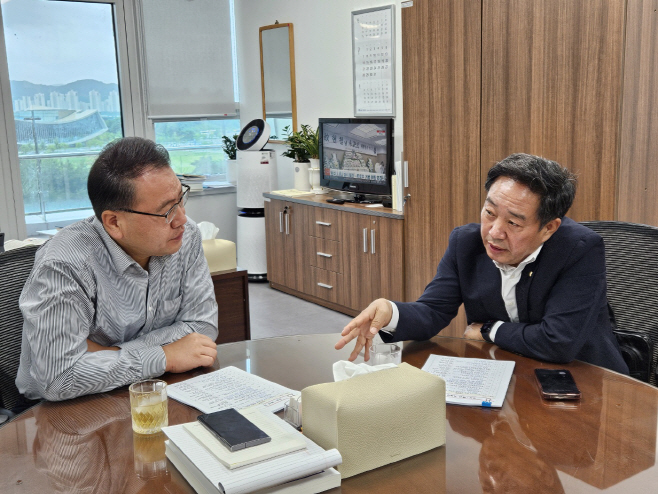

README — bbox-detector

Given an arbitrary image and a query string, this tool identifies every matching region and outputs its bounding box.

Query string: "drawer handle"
[317,252,333,258]
[316,221,332,226]
[371,229,376,254]
[363,228,367,253]
[317,282,333,289]
[279,212,283,233]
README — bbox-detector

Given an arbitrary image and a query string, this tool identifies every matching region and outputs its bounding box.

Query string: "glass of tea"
[129,379,168,434]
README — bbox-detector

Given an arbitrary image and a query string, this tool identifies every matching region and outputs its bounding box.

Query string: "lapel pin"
[528,271,533,277]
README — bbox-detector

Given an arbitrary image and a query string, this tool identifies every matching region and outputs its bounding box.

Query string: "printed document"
[167,366,300,413]
[422,355,515,407]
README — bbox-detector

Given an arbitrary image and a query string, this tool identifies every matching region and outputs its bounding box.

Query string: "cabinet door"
[343,213,405,311]
[342,212,374,311]
[371,216,404,303]
[283,202,306,292]
[264,199,286,286]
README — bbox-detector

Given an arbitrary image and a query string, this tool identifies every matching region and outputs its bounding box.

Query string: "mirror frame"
[259,23,297,143]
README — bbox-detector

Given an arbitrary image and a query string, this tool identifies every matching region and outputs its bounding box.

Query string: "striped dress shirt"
[16,216,218,401]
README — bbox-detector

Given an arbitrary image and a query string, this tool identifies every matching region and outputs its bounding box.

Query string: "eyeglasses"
[119,184,190,224]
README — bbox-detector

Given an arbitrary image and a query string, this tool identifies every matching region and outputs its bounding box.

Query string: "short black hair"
[87,137,171,220]
[484,153,577,227]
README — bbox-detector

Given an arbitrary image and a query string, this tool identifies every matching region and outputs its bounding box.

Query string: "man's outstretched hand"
[335,298,393,361]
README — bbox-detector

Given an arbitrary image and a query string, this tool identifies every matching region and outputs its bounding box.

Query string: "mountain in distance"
[10,79,119,105]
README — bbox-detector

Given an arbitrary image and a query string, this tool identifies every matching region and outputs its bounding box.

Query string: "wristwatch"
[480,321,495,343]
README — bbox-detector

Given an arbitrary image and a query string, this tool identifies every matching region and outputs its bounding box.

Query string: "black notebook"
[197,408,271,452]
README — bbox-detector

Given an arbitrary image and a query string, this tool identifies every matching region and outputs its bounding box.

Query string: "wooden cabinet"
[342,213,404,311]
[264,199,306,292]
[265,195,404,316]
[211,269,250,343]
[306,206,345,306]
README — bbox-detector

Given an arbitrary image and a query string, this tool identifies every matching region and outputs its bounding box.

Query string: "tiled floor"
[248,282,353,340]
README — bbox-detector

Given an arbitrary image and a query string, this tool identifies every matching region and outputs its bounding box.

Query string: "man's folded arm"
[21,262,164,401]
[23,307,166,402]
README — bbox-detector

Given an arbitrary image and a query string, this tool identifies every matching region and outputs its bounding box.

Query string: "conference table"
[1,334,657,493]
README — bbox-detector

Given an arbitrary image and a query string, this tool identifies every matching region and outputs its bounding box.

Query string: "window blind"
[141,0,237,119]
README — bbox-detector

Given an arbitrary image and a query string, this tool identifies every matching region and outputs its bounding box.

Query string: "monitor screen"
[319,118,393,197]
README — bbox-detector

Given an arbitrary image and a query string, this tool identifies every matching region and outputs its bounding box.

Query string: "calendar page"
[352,5,395,116]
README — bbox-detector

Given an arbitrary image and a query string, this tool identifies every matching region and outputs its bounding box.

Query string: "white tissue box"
[301,363,446,478]
[202,239,237,272]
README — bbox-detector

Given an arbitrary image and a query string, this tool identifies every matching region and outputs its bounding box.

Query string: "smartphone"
[197,408,271,452]
[534,369,581,400]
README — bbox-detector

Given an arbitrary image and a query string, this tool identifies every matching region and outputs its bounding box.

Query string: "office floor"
[248,282,352,339]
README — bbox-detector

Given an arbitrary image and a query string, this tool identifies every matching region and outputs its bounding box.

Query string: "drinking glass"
[369,343,402,365]
[129,379,168,434]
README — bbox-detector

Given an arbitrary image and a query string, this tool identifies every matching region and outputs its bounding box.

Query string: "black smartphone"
[534,369,581,400]
[197,408,271,452]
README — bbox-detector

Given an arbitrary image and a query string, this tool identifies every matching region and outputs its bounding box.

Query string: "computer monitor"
[319,118,393,200]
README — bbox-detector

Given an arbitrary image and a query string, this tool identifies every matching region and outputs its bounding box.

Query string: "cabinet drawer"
[309,208,340,240]
[309,237,342,273]
[308,266,343,305]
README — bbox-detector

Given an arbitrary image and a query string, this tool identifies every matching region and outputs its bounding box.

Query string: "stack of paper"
[178,174,206,191]
[164,408,342,494]
[167,366,299,414]
[184,407,307,469]
[421,355,515,407]
[269,189,315,197]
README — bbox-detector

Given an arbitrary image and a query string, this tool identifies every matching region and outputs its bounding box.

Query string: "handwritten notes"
[422,355,515,407]
[167,366,299,413]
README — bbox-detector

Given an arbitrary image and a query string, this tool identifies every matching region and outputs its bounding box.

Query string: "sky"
[1,0,119,85]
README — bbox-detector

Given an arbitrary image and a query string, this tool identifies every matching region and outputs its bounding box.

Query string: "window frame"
[0,0,147,239]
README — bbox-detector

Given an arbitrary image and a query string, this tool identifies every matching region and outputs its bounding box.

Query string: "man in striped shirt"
[16,137,219,402]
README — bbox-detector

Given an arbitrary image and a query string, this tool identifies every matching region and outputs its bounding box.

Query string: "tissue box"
[202,239,237,272]
[301,363,446,478]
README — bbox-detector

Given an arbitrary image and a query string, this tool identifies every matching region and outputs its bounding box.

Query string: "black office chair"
[0,245,38,424]
[581,221,658,384]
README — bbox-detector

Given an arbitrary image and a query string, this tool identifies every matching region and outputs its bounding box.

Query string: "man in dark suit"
[336,153,628,374]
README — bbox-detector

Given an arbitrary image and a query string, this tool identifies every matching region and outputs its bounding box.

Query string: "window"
[1,0,124,234]
[154,119,241,179]
[145,0,241,183]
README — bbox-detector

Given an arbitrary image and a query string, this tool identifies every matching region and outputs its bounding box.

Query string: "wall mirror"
[259,23,297,142]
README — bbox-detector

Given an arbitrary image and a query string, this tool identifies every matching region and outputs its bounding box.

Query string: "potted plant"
[298,124,319,164]
[282,125,322,192]
[281,125,310,163]
[221,134,238,184]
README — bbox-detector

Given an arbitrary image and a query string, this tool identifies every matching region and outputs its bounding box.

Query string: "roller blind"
[141,0,236,119]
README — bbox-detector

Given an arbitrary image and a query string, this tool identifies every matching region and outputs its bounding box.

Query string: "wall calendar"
[352,5,395,117]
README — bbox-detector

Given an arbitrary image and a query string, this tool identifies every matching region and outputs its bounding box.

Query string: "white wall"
[185,191,238,243]
[235,0,404,189]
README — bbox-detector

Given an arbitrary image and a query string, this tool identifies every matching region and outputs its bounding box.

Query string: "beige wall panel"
[618,0,658,224]
[481,0,625,221]
[401,0,482,314]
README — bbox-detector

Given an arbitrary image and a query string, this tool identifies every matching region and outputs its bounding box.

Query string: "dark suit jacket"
[383,217,629,374]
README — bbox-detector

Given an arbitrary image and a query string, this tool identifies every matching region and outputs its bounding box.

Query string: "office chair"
[581,221,658,384]
[0,245,38,423]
